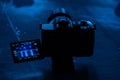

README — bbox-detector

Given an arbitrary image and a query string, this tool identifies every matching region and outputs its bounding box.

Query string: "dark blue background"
[0,0,120,80]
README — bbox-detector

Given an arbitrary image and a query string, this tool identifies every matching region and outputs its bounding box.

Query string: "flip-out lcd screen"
[10,39,42,63]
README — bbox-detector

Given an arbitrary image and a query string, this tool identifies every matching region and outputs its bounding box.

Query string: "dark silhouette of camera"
[41,8,96,57]
[10,8,96,69]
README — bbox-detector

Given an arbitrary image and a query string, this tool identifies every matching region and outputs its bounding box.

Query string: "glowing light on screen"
[10,39,41,63]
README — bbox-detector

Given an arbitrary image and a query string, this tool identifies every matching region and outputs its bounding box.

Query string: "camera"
[41,8,96,57]
[10,8,96,63]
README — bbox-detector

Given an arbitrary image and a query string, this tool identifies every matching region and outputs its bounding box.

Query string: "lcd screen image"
[10,39,42,63]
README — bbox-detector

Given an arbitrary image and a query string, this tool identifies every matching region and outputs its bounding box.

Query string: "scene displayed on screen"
[10,39,41,63]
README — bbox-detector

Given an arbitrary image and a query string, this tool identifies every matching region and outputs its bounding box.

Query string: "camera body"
[40,8,96,57]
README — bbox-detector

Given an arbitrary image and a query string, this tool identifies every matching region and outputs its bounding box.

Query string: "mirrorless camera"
[41,8,96,57]
[10,8,96,63]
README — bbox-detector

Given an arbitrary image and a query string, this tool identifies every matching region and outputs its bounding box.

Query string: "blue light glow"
[20,51,24,58]
[25,50,28,57]
[30,50,34,56]
[23,47,26,49]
